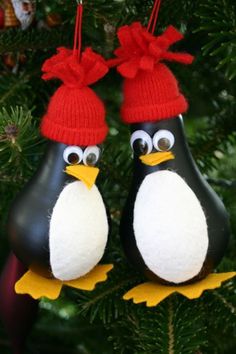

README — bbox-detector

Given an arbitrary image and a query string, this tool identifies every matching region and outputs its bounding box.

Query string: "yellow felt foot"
[14,265,114,300]
[123,272,236,307]
[64,264,114,291]
[15,270,63,300]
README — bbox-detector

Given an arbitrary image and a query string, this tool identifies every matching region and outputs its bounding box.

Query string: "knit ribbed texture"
[41,85,108,146]
[121,63,188,123]
[108,22,193,124]
[40,47,109,146]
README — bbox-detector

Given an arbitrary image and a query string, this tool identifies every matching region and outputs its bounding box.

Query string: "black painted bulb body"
[120,116,230,285]
[7,142,70,277]
[7,141,108,280]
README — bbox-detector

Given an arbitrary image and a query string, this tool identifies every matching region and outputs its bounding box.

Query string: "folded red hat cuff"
[121,94,188,123]
[41,116,108,146]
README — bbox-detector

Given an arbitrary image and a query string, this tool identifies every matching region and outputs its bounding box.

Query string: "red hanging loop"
[73,0,83,61]
[147,0,162,34]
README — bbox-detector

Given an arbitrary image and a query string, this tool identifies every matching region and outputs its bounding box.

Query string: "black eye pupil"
[158,138,171,151]
[133,139,149,155]
[86,153,97,166]
[68,153,79,164]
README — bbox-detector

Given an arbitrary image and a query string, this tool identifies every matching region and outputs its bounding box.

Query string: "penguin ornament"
[7,5,113,300]
[109,22,235,306]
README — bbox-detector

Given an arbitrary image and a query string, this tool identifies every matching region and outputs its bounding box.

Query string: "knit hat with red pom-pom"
[108,22,194,124]
[41,47,108,146]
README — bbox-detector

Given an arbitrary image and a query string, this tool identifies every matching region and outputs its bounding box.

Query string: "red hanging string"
[78,3,83,59]
[147,0,159,32]
[73,1,83,61]
[147,0,162,34]
[151,0,161,34]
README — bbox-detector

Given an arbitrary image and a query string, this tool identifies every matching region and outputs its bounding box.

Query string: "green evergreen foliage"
[0,0,235,353]
[196,0,236,80]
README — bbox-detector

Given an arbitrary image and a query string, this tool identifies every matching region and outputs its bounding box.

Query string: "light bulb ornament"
[8,2,113,300]
[108,0,235,307]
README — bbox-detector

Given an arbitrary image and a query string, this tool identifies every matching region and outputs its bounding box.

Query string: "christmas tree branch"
[167,299,175,354]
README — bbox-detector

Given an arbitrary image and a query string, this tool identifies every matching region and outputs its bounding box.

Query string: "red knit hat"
[41,47,109,146]
[108,22,194,123]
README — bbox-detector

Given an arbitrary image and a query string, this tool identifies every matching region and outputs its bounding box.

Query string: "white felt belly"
[49,181,108,281]
[133,170,208,284]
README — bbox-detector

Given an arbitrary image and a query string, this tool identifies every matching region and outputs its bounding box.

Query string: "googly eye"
[63,146,83,165]
[153,130,175,152]
[130,130,153,155]
[83,146,101,166]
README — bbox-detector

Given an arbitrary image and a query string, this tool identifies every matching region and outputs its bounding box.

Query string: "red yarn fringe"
[42,47,108,88]
[107,22,194,79]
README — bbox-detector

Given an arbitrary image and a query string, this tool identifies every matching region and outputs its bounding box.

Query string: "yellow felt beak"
[140,151,175,166]
[65,165,99,189]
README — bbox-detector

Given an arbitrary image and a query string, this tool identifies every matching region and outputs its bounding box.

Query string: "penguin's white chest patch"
[133,170,208,284]
[49,181,108,281]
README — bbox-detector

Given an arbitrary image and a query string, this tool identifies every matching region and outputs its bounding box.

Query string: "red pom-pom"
[42,47,108,88]
[107,22,194,79]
